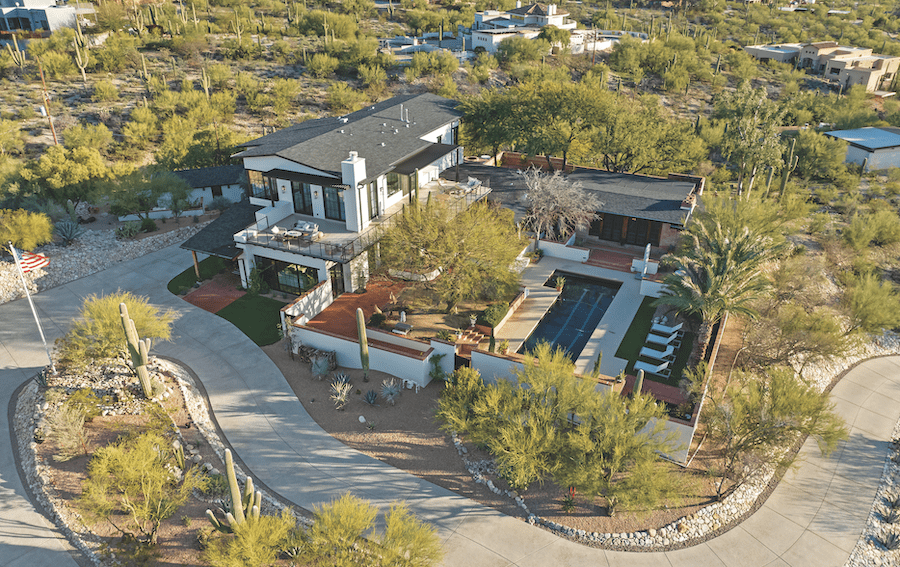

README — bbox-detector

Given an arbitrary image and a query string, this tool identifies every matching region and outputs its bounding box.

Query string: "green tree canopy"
[437,344,680,515]
[714,83,786,198]
[22,145,111,208]
[704,366,848,499]
[380,200,523,313]
[106,169,191,220]
[0,208,53,252]
[56,291,175,367]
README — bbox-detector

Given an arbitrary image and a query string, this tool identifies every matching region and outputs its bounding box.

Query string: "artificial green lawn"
[167,256,229,294]
[215,294,287,346]
[614,296,694,387]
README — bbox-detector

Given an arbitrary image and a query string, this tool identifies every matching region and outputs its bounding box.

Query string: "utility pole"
[38,59,58,145]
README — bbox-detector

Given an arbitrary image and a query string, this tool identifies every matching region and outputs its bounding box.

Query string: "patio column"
[191,251,200,279]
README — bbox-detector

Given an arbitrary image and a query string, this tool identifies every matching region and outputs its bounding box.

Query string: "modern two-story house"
[227,93,465,297]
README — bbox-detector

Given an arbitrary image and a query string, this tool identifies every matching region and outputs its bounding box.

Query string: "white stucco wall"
[538,240,590,263]
[845,146,900,171]
[282,279,334,326]
[238,243,331,288]
[289,326,441,388]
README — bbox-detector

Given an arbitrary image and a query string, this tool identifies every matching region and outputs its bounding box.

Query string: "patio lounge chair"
[645,332,678,346]
[639,344,675,361]
[651,321,683,336]
[634,360,670,377]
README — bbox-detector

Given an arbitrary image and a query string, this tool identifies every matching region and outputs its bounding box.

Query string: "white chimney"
[400,103,404,121]
[548,4,556,15]
[516,1,521,8]
[341,152,367,232]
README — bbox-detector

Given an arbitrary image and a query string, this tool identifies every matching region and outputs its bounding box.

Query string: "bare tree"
[519,168,602,250]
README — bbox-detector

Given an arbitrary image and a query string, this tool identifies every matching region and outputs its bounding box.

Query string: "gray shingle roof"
[173,164,246,189]
[180,199,262,259]
[443,163,696,226]
[234,93,461,184]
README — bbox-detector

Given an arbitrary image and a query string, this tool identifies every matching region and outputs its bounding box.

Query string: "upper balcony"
[235,178,491,263]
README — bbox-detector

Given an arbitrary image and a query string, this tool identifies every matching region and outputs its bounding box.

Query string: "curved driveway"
[1,244,897,567]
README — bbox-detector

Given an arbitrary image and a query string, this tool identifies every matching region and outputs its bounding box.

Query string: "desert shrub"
[65,388,104,422]
[80,432,207,544]
[381,378,401,405]
[55,292,175,366]
[369,312,386,327]
[481,303,509,328]
[203,509,299,567]
[843,213,875,251]
[326,82,365,114]
[209,195,232,212]
[115,220,140,239]
[92,80,120,102]
[307,53,339,78]
[140,217,158,233]
[45,403,88,461]
[869,209,900,246]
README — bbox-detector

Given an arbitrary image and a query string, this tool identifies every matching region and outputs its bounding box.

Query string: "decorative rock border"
[451,332,900,561]
[0,222,209,305]
[13,358,310,567]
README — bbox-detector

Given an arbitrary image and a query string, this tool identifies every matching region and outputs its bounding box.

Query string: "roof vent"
[340,117,349,124]
[379,142,386,146]
[400,103,404,121]
[339,129,345,133]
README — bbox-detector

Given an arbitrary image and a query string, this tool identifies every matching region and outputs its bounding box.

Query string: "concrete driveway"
[0,243,895,567]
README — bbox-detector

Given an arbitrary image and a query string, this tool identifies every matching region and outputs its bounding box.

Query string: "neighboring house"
[117,164,247,222]
[462,2,576,54]
[745,41,900,92]
[173,164,247,206]
[0,0,90,33]
[224,93,468,297]
[825,127,900,171]
[451,159,703,252]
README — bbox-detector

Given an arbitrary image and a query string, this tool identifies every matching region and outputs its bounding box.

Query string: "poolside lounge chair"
[650,321,683,336]
[634,360,670,377]
[645,332,678,346]
[639,344,675,361]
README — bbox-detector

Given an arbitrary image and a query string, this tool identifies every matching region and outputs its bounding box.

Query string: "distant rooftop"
[826,127,900,151]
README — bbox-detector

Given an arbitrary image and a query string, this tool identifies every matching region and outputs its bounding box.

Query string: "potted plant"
[555,275,566,291]
[531,249,543,263]
[469,314,477,327]
[498,339,510,355]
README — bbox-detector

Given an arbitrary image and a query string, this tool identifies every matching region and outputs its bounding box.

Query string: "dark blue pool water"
[518,272,621,359]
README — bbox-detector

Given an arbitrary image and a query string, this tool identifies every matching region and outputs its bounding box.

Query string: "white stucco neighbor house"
[224,93,475,297]
[0,0,91,33]
[463,2,576,54]
[825,127,900,171]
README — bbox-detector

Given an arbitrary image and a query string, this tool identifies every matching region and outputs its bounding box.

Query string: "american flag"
[13,247,50,273]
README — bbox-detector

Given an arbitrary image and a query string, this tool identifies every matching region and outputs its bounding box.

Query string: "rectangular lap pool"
[518,271,621,359]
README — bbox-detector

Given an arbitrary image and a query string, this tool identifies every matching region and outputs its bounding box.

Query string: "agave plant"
[884,507,900,525]
[333,372,350,386]
[330,380,352,410]
[363,390,378,405]
[381,378,401,406]
[55,220,85,245]
[877,529,900,551]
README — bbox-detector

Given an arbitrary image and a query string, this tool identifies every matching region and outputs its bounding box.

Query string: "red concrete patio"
[183,273,246,314]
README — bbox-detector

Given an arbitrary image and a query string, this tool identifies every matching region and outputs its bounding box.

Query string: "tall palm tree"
[655,220,782,361]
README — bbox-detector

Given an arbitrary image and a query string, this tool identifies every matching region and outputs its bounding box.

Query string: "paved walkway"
[0,244,897,567]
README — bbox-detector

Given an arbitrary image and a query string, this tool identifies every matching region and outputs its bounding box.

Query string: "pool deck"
[496,256,645,378]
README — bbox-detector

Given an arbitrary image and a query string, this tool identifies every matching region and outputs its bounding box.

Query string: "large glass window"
[386,173,400,197]
[367,181,379,220]
[323,186,346,221]
[256,258,318,295]
[248,171,278,201]
[292,181,313,215]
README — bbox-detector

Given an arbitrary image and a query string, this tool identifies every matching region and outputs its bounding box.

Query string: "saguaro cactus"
[206,448,261,533]
[779,138,799,199]
[633,369,645,398]
[120,302,153,398]
[356,308,369,383]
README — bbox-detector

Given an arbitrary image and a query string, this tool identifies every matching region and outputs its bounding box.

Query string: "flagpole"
[9,242,55,374]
